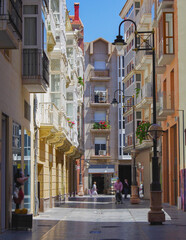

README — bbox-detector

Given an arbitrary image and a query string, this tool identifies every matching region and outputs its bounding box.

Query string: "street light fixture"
[112,89,140,204]
[113,19,165,224]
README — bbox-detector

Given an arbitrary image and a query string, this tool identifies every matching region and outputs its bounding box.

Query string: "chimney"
[74,3,79,21]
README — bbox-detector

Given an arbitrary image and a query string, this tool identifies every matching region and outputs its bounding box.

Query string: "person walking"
[92,182,98,195]
[123,179,129,199]
[114,178,123,203]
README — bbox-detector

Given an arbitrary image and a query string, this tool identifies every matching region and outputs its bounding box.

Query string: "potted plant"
[93,121,111,129]
[67,118,75,128]
[136,121,151,144]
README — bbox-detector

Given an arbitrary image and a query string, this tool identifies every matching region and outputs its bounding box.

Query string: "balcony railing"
[22,49,49,91]
[136,82,152,105]
[157,91,175,119]
[90,69,110,81]
[135,49,152,69]
[135,0,152,26]
[92,91,108,103]
[39,102,59,130]
[0,0,22,48]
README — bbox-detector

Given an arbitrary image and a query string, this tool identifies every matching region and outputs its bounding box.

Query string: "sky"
[66,0,127,43]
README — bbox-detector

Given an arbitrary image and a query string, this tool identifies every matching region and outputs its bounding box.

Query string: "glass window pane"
[23,5,38,14]
[24,18,37,45]
[51,75,60,92]
[165,13,173,37]
[67,103,73,117]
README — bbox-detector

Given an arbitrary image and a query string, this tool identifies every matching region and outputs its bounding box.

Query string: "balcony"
[90,69,110,82]
[136,82,153,109]
[39,103,59,138]
[90,91,110,108]
[47,10,56,52]
[158,91,175,119]
[136,0,152,29]
[90,120,111,134]
[22,49,49,93]
[135,50,152,70]
[0,0,22,49]
[90,148,111,160]
[157,0,174,18]
[158,38,174,66]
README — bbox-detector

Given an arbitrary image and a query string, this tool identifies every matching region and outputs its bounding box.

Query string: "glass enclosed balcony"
[22,49,49,93]
[0,0,22,48]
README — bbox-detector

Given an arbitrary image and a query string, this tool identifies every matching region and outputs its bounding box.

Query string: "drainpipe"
[34,95,39,215]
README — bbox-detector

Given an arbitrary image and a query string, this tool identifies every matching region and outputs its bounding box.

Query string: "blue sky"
[66,0,127,43]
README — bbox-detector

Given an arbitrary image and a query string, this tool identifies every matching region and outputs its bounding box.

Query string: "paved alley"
[1,196,186,240]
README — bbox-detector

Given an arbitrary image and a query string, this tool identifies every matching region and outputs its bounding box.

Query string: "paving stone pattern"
[1,196,186,240]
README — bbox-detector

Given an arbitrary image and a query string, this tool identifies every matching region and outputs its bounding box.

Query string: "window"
[66,92,73,101]
[94,111,106,122]
[23,5,38,14]
[94,61,106,70]
[135,2,140,8]
[67,103,73,117]
[95,137,106,155]
[136,111,141,119]
[165,13,174,54]
[51,75,60,92]
[24,18,37,45]
[159,12,174,57]
[136,74,141,81]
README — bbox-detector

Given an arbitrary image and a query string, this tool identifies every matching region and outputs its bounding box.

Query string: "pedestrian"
[114,178,123,203]
[92,182,98,195]
[123,179,129,199]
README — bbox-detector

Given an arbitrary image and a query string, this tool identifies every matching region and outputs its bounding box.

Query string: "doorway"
[1,115,7,231]
[92,174,104,194]
[119,165,131,194]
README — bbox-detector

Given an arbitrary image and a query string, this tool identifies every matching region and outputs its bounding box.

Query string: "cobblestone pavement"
[1,196,186,240]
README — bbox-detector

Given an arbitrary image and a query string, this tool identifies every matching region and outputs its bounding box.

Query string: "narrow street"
[1,196,186,240]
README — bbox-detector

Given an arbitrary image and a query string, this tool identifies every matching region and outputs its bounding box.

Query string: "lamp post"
[112,89,140,204]
[113,20,165,224]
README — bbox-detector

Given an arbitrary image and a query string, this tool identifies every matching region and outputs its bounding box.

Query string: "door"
[119,165,131,194]
[1,115,7,231]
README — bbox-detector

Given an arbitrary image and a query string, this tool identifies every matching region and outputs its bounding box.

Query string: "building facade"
[120,0,153,199]
[0,0,84,231]
[84,38,118,194]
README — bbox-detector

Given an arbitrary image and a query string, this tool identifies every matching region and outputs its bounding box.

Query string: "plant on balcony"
[136,121,151,144]
[67,118,75,128]
[93,121,111,129]
[135,88,141,98]
[78,77,84,86]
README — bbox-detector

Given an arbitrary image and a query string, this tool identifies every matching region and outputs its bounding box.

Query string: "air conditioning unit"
[99,150,106,156]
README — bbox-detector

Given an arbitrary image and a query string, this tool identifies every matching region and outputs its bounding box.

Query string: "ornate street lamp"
[113,19,165,224]
[112,89,140,204]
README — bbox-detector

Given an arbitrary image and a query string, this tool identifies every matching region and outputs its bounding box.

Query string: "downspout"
[34,95,39,215]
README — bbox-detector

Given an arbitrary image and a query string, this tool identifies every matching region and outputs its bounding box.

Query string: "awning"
[88,165,115,174]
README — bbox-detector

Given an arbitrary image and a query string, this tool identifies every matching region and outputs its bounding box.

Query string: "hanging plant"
[136,121,151,144]
[78,77,84,86]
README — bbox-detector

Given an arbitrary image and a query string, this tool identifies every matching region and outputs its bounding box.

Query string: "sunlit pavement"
[1,196,186,240]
